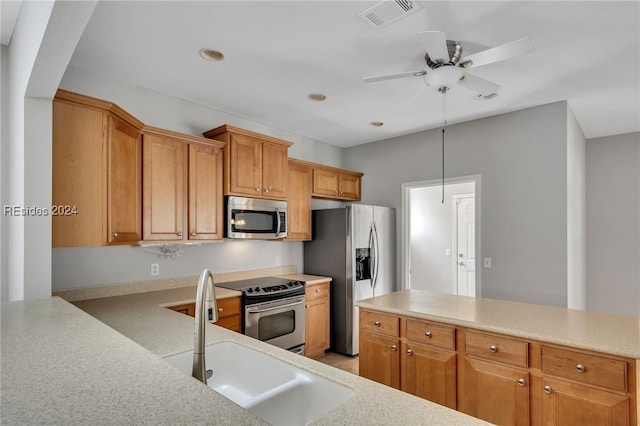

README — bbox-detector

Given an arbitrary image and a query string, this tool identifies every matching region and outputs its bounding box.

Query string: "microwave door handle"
[275,208,281,237]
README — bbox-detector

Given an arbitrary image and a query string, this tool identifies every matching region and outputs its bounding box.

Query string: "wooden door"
[463,358,530,426]
[338,172,361,200]
[227,134,262,196]
[312,167,339,197]
[188,143,223,241]
[52,100,105,247]
[142,133,186,241]
[286,160,312,241]
[261,141,288,199]
[359,331,400,389]
[541,377,629,426]
[402,342,457,409]
[107,114,142,244]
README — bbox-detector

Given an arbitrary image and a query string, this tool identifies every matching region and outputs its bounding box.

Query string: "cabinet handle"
[112,232,118,238]
[517,378,526,387]
[576,364,585,373]
[177,232,183,237]
[391,345,397,351]
[374,321,381,326]
[191,232,197,237]
[425,331,432,338]
[543,385,552,394]
[406,349,413,356]
[490,344,498,353]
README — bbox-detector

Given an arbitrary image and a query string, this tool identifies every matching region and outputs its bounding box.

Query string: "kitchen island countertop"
[1,284,488,425]
[357,289,640,359]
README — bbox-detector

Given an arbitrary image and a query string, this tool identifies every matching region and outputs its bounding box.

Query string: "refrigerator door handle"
[371,222,380,292]
[368,224,375,287]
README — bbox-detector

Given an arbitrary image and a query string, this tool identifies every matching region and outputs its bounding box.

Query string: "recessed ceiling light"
[199,48,224,61]
[308,93,327,101]
[369,121,384,127]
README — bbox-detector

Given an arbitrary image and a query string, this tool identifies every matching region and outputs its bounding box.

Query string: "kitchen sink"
[163,341,354,425]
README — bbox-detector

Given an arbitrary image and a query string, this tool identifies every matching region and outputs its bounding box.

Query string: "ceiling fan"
[364,31,534,97]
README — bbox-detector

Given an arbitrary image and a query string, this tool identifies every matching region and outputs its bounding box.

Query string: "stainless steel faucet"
[192,269,218,384]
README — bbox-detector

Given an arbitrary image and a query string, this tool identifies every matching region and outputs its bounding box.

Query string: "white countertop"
[1,283,488,425]
[357,290,640,359]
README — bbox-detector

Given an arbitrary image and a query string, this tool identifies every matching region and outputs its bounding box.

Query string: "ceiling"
[65,1,640,148]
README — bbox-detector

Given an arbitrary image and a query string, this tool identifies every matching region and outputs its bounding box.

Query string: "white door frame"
[401,175,482,294]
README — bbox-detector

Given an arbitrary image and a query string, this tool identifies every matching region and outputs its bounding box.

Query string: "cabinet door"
[107,114,142,244]
[338,172,361,200]
[463,358,530,426]
[542,377,629,426]
[305,283,330,358]
[142,133,186,241]
[286,161,312,241]
[52,100,105,247]
[228,134,262,196]
[402,342,457,409]
[189,143,223,240]
[312,167,339,198]
[261,141,288,199]
[359,331,400,389]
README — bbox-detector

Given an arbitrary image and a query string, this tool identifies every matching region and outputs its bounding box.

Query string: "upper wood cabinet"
[203,125,292,200]
[142,126,224,242]
[286,159,312,241]
[53,90,143,247]
[312,165,363,201]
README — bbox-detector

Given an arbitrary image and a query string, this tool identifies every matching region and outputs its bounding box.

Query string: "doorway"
[402,177,480,296]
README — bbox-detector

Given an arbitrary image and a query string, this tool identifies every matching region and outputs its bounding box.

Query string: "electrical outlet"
[151,263,160,276]
[275,256,282,266]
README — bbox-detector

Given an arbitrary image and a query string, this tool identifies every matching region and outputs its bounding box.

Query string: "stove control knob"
[255,287,260,292]
[247,288,253,293]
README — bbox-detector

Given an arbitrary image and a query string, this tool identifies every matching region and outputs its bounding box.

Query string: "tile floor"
[315,351,359,375]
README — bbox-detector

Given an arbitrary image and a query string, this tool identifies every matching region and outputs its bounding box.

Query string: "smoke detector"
[359,0,422,29]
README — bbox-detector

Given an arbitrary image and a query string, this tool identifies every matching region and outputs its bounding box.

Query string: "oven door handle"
[247,300,303,314]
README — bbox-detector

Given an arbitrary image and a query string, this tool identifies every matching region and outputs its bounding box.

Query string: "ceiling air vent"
[358,0,422,29]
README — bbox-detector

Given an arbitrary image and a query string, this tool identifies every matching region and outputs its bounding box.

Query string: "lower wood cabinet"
[167,296,241,333]
[304,281,331,358]
[359,308,638,426]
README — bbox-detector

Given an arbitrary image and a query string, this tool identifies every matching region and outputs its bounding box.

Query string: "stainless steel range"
[216,277,306,355]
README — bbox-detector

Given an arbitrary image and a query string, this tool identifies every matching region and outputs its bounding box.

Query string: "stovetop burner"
[216,276,304,297]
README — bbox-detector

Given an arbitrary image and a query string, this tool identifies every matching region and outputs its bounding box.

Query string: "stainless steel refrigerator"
[304,205,395,356]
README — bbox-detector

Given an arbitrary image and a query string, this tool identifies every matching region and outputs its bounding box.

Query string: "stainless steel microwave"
[226,196,287,239]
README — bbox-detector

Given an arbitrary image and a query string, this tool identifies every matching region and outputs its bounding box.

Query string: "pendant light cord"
[441,90,447,204]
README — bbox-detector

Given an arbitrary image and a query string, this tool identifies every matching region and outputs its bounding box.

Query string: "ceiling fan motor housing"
[425,40,463,68]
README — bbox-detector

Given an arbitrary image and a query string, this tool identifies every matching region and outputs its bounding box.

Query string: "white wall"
[1,44,9,301]
[345,102,570,307]
[409,182,475,294]
[566,106,586,309]
[586,132,640,317]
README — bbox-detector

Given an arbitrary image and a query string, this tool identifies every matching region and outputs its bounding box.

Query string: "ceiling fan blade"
[457,70,501,96]
[419,31,450,63]
[460,37,534,68]
[363,70,426,83]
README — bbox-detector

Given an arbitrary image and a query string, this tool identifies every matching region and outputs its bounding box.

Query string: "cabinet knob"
[177,232,183,237]
[543,385,552,394]
[391,345,397,351]
[489,344,498,353]
[374,321,381,326]
[425,331,432,338]
[305,304,309,308]
[112,232,118,238]
[576,364,585,373]
[339,191,344,195]
[406,349,413,356]
[315,289,320,293]
[255,188,260,192]
[264,188,269,193]
[217,308,223,312]
[191,232,197,237]
[517,378,526,387]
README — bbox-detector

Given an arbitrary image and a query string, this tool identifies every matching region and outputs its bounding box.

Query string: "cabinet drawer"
[406,319,455,350]
[360,310,399,337]
[305,282,330,301]
[465,331,529,368]
[541,346,628,392]
[215,315,241,332]
[216,297,241,319]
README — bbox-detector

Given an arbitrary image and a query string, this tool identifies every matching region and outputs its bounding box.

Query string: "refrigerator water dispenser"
[355,248,371,281]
